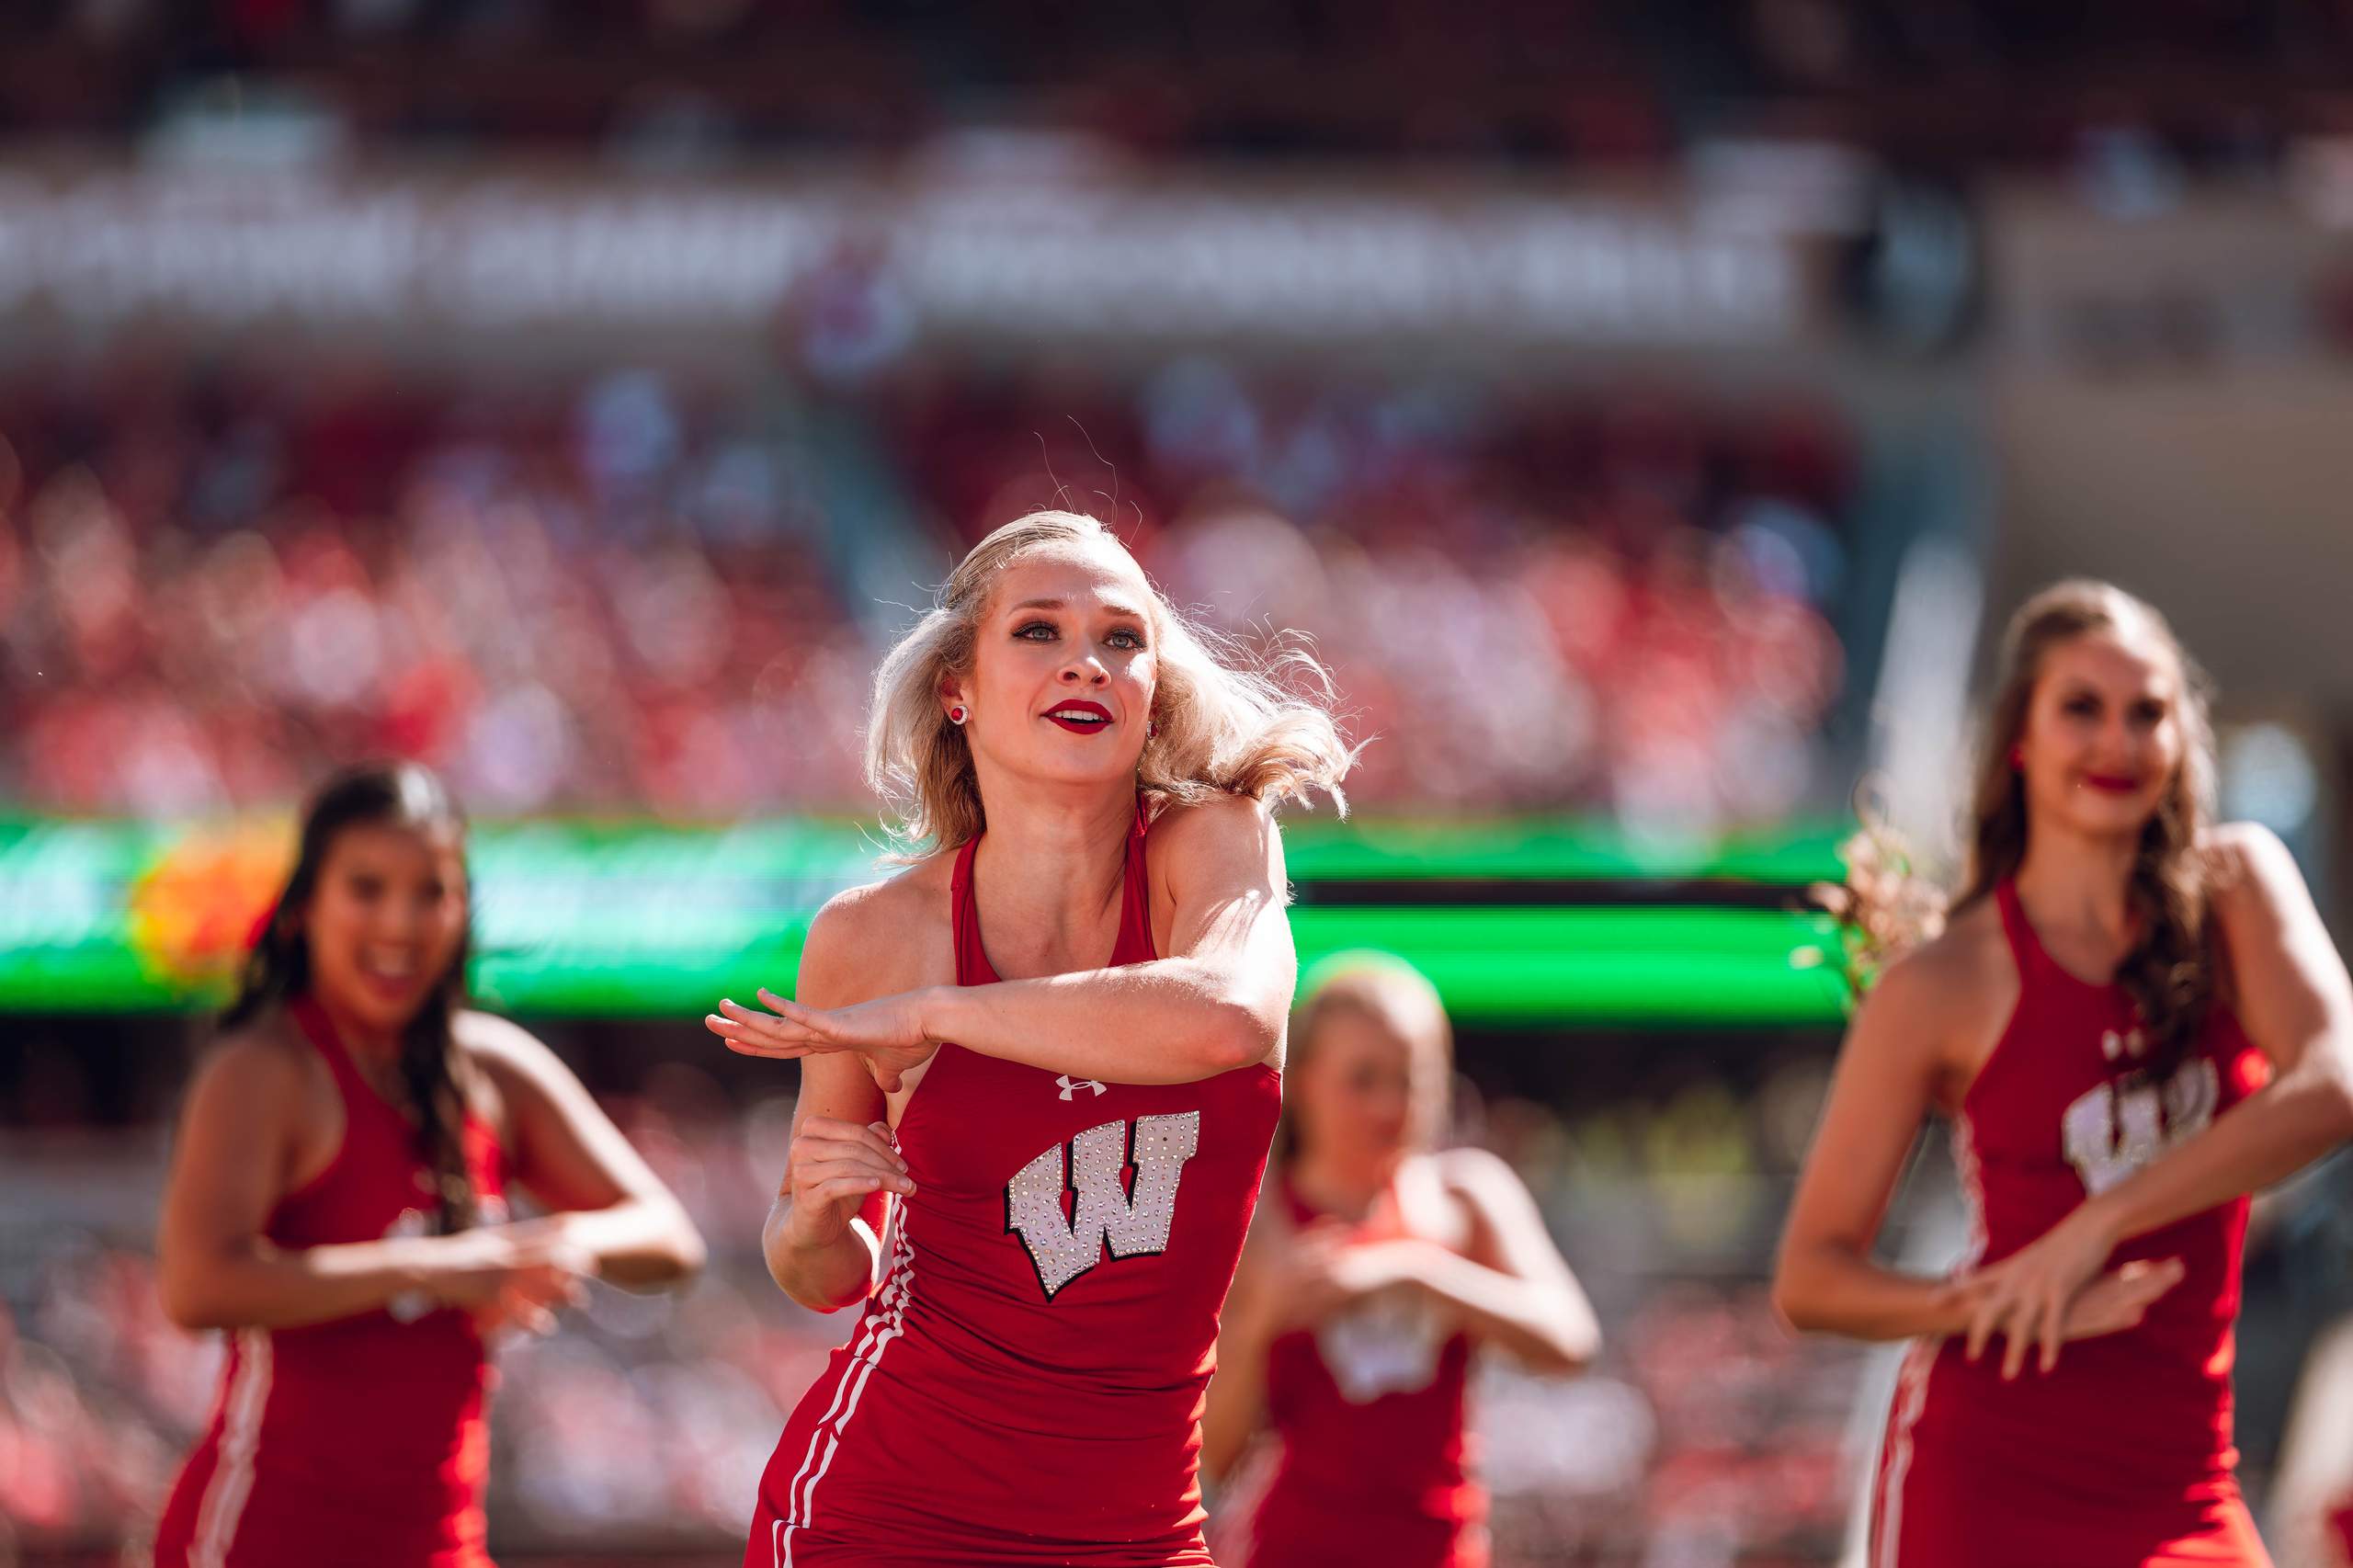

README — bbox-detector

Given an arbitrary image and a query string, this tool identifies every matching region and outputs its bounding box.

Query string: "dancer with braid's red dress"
[149,763,704,1568]
[709,510,1354,1566]
[1774,581,2353,1568]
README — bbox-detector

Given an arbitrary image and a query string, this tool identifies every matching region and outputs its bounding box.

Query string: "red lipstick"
[1043,699,1113,734]
[2082,773,2142,795]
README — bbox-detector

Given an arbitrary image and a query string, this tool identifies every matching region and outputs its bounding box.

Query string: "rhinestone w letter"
[1004,1111,1201,1300]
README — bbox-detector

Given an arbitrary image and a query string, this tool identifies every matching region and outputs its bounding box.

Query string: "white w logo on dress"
[1054,1074,1108,1100]
[1004,1112,1200,1300]
[2062,1057,2220,1196]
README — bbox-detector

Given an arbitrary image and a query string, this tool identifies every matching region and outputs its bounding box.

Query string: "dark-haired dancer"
[1774,582,2353,1566]
[150,762,705,1568]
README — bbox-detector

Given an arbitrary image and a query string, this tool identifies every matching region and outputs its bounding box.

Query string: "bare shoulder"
[799,856,956,1006]
[1151,790,1278,849]
[170,1009,328,1213]
[1426,1148,1566,1273]
[1147,793,1284,891]
[2204,821,2302,903]
[1846,899,2015,1091]
[1884,896,2010,1009]
[178,1009,324,1160]
[2201,822,2335,982]
[194,1007,319,1103]
[453,1007,568,1080]
[809,858,953,951]
[1434,1143,1526,1201]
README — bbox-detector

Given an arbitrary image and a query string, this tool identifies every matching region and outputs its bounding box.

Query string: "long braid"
[2115,793,2216,1087]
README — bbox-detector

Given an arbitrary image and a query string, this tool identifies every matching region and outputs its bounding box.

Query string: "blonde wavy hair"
[865,510,1358,858]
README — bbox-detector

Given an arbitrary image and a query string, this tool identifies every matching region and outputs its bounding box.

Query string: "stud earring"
[949,705,968,726]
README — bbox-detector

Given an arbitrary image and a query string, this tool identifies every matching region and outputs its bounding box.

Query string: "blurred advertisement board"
[0,814,1847,1024]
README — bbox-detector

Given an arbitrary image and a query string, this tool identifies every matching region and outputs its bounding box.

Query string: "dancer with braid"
[1776,582,2353,1567]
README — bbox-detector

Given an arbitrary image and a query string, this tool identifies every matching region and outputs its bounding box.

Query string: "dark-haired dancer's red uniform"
[745,805,1282,1566]
[153,998,507,1567]
[1870,881,2273,1567]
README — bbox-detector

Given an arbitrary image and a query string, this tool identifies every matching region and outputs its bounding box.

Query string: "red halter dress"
[151,996,508,1568]
[1868,881,2273,1567]
[1239,1172,1483,1568]
[745,804,1284,1566]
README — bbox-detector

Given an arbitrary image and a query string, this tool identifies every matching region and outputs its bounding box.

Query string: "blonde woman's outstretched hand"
[708,987,940,1093]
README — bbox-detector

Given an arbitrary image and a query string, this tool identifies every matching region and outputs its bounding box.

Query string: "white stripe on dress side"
[191,1327,272,1568]
[1874,1110,1984,1568]
[793,1233,912,1531]
[1872,1338,1936,1568]
[778,1192,907,1538]
[782,1234,912,1563]
[788,1219,909,1530]
[775,1280,892,1560]
[1950,1112,1988,1272]
[779,1221,915,1567]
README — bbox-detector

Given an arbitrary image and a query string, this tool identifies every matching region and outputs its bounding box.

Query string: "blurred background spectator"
[0,361,1855,830]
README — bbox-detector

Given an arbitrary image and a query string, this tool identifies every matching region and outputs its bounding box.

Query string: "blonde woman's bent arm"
[712,796,1297,1089]
[758,894,920,1312]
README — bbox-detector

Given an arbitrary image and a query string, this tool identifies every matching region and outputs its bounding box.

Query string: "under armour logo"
[1055,1074,1108,1101]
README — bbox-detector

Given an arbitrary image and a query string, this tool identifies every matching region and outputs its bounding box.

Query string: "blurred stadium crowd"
[0,1055,1872,1566]
[0,360,1853,833]
[4,0,2349,165]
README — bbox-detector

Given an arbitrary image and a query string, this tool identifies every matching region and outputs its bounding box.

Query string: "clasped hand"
[1941,1203,2182,1379]
[1262,1224,1455,1334]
